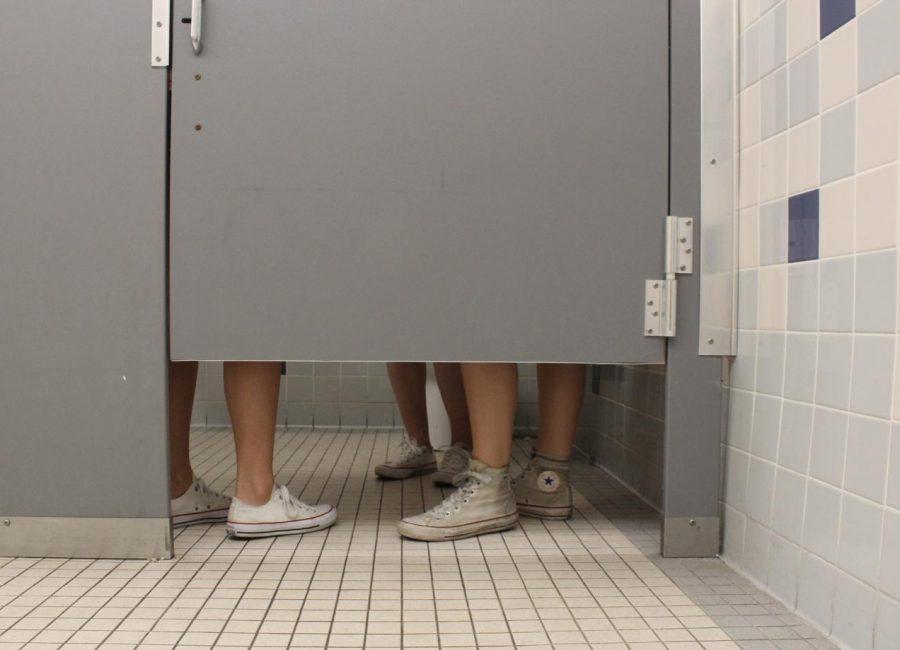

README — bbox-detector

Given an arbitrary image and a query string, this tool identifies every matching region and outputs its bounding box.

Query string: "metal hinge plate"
[644,279,677,338]
[665,216,694,275]
[151,0,171,67]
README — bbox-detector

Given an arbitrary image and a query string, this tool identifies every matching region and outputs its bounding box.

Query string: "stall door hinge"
[645,216,694,338]
[151,0,171,67]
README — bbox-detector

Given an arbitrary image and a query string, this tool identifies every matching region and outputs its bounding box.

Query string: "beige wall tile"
[758,265,788,330]
[856,163,899,252]
[820,177,856,258]
[820,22,857,110]
[788,0,819,60]
[760,133,788,202]
[788,118,821,194]
[857,77,900,172]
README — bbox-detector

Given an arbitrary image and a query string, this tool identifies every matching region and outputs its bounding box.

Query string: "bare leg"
[169,361,199,498]
[433,362,472,448]
[224,361,281,505]
[461,363,517,468]
[536,364,586,460]
[386,362,430,448]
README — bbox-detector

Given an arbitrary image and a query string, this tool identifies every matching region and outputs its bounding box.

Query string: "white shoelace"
[274,484,317,517]
[194,478,221,506]
[427,470,492,519]
[394,434,426,462]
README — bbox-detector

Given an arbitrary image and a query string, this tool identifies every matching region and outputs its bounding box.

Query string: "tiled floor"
[0,429,836,650]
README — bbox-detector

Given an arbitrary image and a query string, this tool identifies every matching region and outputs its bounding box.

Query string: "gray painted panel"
[0,4,169,518]
[170,0,668,363]
[664,0,725,548]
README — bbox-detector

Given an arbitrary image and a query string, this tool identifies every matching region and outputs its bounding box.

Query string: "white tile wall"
[725,2,900,648]
[192,362,541,431]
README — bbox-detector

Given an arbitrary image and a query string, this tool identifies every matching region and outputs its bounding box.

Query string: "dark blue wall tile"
[789,189,820,263]
[821,0,855,39]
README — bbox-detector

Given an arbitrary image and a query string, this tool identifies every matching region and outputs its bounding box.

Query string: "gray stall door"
[170,0,669,362]
[0,2,170,558]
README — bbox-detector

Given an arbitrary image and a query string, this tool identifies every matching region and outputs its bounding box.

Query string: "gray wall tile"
[889,424,900,510]
[752,394,783,461]
[746,457,777,524]
[285,376,314,402]
[772,468,807,543]
[855,250,898,332]
[738,269,759,330]
[821,101,857,183]
[760,199,789,265]
[844,414,890,502]
[728,389,755,452]
[837,494,884,585]
[802,480,842,562]
[858,0,900,92]
[762,67,789,139]
[759,3,788,77]
[779,401,814,473]
[815,334,853,408]
[756,332,787,395]
[850,335,896,418]
[787,261,819,331]
[783,333,818,402]
[314,377,341,402]
[790,46,820,126]
[809,407,849,485]
[340,377,368,402]
[820,257,854,332]
[732,331,758,391]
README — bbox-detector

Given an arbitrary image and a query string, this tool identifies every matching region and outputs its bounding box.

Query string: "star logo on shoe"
[537,471,559,493]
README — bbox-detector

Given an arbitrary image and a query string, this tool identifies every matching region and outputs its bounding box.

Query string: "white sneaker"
[374,434,437,479]
[432,443,471,486]
[226,484,337,539]
[171,476,231,528]
[398,459,518,542]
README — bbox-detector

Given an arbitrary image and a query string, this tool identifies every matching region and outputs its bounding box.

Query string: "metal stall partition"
[168,0,671,364]
[0,4,171,558]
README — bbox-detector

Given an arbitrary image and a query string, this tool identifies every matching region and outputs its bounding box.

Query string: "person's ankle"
[236,480,275,506]
[170,473,194,500]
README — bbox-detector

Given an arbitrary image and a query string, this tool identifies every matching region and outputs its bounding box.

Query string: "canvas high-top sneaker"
[432,443,471,486]
[397,458,518,541]
[512,451,573,520]
[375,434,437,479]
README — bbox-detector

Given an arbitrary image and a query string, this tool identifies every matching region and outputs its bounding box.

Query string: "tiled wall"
[192,362,541,430]
[576,365,666,510]
[725,1,900,648]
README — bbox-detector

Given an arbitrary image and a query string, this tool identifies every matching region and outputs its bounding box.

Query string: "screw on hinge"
[680,265,687,271]
[155,57,162,63]
[156,21,163,27]
[195,124,203,131]
[2,520,10,527]
[652,282,659,289]
[647,300,654,306]
[689,519,696,526]
[708,338,715,345]
[646,328,654,334]
[195,74,202,81]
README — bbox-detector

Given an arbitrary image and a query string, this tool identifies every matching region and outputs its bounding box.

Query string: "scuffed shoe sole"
[375,462,437,480]
[397,512,518,542]
[172,508,230,528]
[516,502,573,520]
[226,507,338,539]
